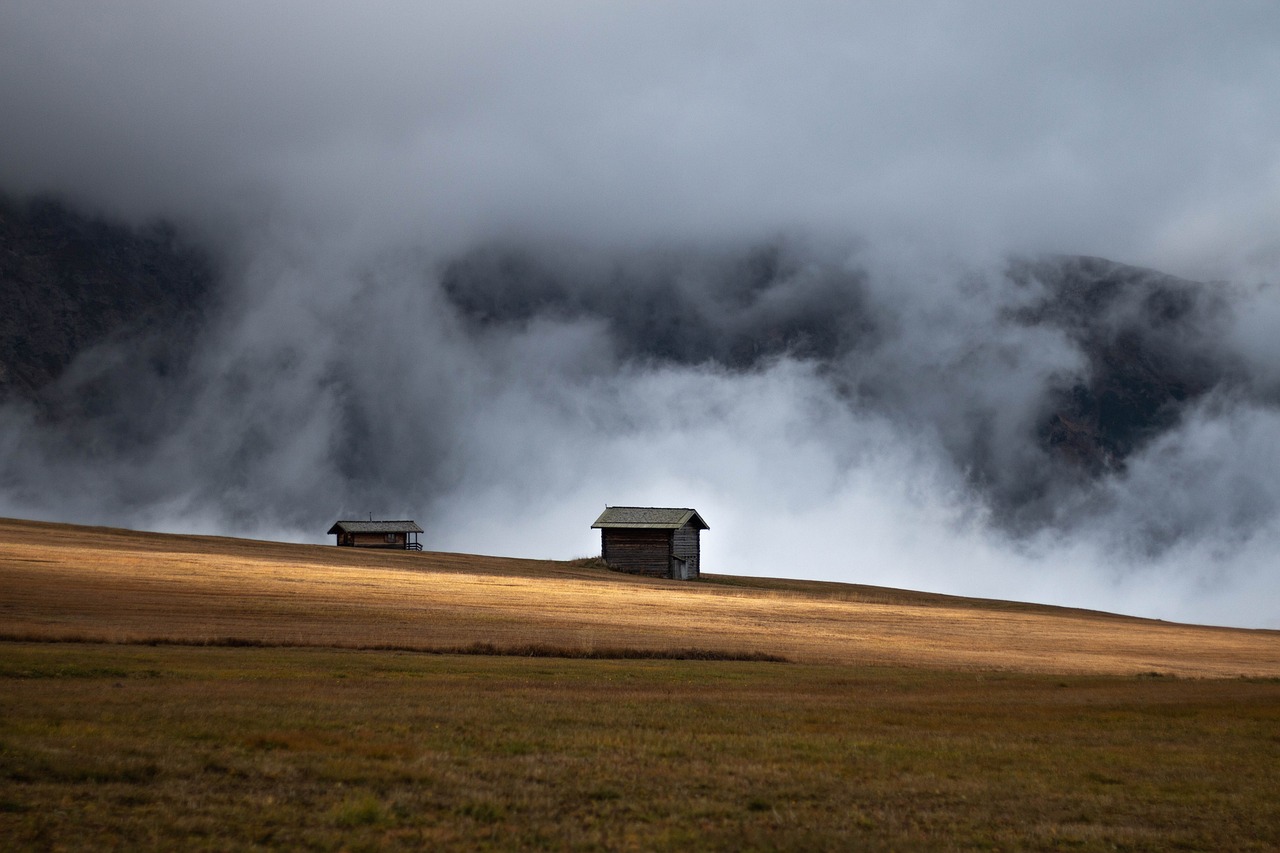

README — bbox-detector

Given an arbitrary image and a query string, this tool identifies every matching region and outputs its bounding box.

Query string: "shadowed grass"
[0,633,786,662]
[2,642,1279,851]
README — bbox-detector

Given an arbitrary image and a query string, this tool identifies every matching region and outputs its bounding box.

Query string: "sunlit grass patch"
[4,515,1278,678]
[331,792,386,828]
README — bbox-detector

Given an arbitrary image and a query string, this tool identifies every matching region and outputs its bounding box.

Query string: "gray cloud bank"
[2,3,1279,627]
[5,2,1280,273]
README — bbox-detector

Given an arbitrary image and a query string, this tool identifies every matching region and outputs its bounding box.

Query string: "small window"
[385,533,397,543]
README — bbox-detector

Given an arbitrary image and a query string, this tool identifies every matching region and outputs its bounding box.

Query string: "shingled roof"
[327,520,424,535]
[591,507,709,530]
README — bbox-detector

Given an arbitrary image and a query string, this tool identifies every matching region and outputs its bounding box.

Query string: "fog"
[2,3,1278,627]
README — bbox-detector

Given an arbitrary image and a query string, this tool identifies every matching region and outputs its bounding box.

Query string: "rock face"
[1008,255,1234,474]
[0,194,214,404]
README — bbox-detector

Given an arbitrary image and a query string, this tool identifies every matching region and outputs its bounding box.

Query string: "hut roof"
[591,507,709,530]
[327,520,423,535]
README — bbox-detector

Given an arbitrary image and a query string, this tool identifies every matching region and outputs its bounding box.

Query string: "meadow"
[2,517,1279,849]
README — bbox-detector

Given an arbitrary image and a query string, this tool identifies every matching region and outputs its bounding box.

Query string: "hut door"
[671,556,689,580]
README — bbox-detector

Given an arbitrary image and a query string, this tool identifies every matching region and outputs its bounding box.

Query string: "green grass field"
[3,642,1279,851]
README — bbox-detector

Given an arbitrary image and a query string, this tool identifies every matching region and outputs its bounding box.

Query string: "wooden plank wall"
[602,529,672,577]
[672,524,700,578]
[344,532,406,548]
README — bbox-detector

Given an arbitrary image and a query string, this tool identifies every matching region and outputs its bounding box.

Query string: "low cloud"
[1,4,1278,626]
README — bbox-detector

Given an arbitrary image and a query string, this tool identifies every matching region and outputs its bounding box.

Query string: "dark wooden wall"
[339,532,406,548]
[601,529,672,577]
[602,524,701,579]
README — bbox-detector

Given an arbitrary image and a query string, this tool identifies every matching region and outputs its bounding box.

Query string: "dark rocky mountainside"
[1009,255,1235,474]
[0,196,1248,533]
[0,194,214,404]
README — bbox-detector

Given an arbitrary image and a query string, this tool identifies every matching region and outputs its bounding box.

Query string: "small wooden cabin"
[591,507,708,580]
[328,520,423,551]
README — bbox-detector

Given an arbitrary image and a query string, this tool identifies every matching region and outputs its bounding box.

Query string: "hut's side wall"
[672,523,700,579]
[601,529,672,577]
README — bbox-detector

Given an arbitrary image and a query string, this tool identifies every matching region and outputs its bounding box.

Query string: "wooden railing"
[405,542,422,551]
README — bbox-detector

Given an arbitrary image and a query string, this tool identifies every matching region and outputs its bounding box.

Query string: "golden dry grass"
[2,516,1278,677]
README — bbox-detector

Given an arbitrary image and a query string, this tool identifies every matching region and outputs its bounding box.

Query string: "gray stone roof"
[327,520,423,535]
[591,507,708,530]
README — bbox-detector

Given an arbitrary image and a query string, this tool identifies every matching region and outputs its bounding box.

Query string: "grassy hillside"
[3,517,1280,849]
[2,517,1277,677]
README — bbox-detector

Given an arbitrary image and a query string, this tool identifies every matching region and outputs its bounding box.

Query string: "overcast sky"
[4,2,1280,276]
[2,3,1279,627]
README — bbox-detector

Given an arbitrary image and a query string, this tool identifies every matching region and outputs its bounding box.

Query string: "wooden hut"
[327,520,423,550]
[591,507,708,580]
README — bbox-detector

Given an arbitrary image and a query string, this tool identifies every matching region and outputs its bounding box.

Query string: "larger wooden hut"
[591,507,708,580]
[328,520,423,550]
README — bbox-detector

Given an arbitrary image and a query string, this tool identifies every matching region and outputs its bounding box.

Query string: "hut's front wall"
[340,531,407,548]
[601,528,672,577]
[672,523,700,579]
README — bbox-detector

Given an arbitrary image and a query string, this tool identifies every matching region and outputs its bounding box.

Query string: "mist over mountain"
[2,4,1278,626]
[440,245,1263,539]
[3,195,1277,619]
